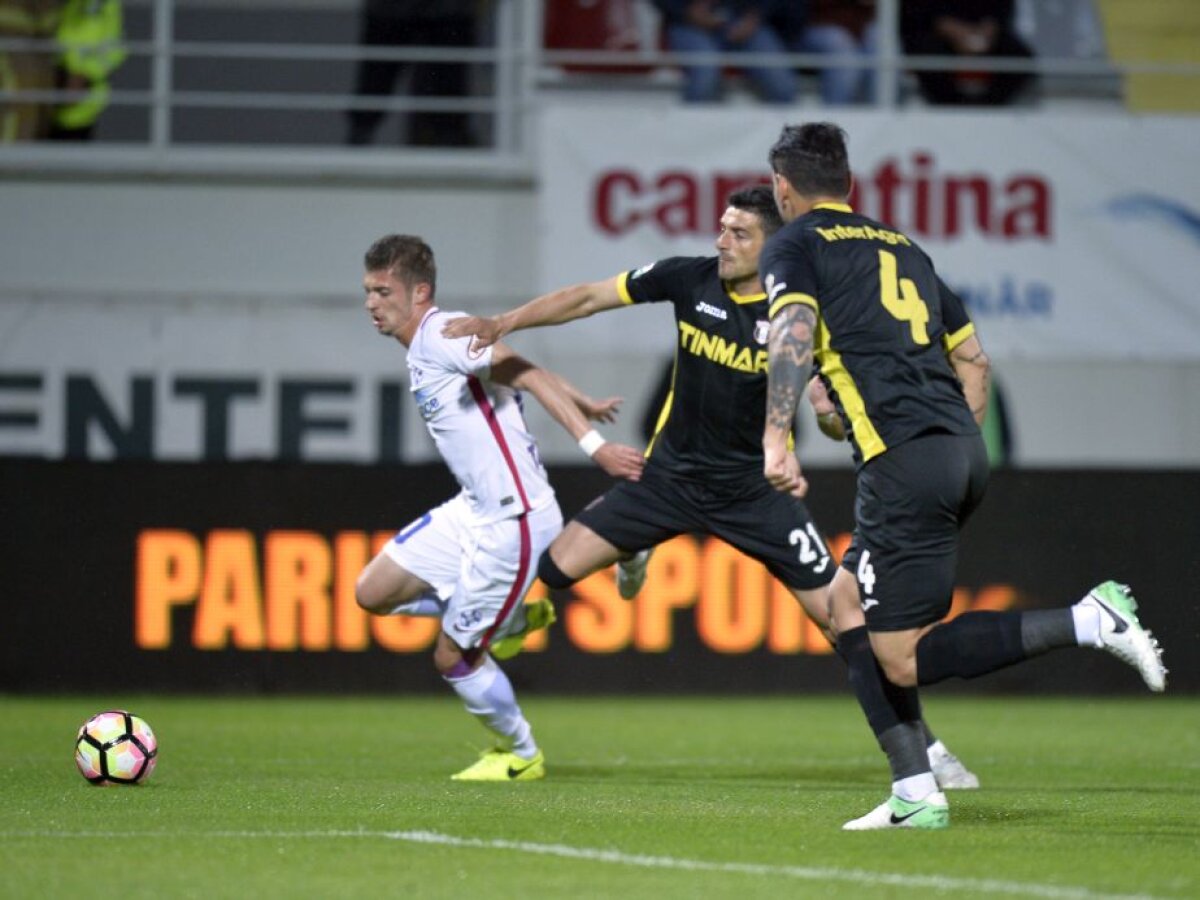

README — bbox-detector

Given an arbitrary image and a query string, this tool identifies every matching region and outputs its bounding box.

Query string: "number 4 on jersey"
[878,250,930,346]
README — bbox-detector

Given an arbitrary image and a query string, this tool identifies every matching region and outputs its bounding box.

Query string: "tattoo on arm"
[766,304,816,433]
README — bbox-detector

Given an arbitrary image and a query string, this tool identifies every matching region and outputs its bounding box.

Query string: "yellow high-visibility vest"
[54,0,126,130]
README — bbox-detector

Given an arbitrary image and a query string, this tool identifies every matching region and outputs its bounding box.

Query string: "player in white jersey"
[354,234,645,782]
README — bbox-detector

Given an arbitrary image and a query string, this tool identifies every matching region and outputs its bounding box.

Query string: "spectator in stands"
[50,0,127,141]
[0,0,59,141]
[772,1,879,105]
[346,0,478,147]
[900,0,1035,105]
[651,0,797,104]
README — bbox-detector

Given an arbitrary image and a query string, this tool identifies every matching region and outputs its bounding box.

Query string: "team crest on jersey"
[754,319,770,345]
[631,262,656,279]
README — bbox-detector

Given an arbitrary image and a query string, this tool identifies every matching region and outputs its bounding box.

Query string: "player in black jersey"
[444,186,979,789]
[761,122,1167,831]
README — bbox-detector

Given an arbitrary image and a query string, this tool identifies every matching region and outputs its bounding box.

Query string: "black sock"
[836,625,923,739]
[1019,608,1076,656]
[878,721,931,781]
[916,611,1025,685]
[536,548,577,589]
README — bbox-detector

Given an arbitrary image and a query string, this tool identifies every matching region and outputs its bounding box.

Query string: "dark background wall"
[3,461,1196,695]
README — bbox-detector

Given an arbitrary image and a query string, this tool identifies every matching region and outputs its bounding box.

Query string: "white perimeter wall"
[2,175,1197,467]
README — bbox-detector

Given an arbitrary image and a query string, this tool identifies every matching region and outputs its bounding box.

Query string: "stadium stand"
[0,0,1182,154]
[1094,0,1200,111]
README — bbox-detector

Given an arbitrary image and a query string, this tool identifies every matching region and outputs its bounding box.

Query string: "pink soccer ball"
[74,710,158,785]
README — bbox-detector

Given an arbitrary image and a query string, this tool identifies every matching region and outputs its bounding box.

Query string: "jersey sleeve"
[427,313,494,378]
[760,231,820,320]
[617,256,709,306]
[936,276,977,353]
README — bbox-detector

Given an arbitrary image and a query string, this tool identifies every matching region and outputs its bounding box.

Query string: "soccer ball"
[74,710,158,785]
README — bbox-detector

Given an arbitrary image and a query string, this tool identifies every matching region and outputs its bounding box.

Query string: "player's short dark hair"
[364,234,437,295]
[768,123,851,199]
[727,185,784,237]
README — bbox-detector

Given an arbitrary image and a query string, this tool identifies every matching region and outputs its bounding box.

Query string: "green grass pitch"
[1,694,1196,899]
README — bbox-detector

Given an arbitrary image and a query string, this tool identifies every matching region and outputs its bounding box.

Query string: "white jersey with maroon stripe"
[406,308,556,525]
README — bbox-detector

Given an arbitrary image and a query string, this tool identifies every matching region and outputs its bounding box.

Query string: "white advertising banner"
[0,294,438,463]
[538,105,1200,361]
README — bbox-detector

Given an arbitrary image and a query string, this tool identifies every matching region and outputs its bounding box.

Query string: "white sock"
[926,739,948,759]
[1072,602,1103,647]
[388,591,443,617]
[444,655,538,758]
[893,772,939,802]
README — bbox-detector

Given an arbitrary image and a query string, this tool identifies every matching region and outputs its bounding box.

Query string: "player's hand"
[441,315,505,352]
[764,443,808,498]
[578,395,623,424]
[807,376,836,417]
[593,443,645,482]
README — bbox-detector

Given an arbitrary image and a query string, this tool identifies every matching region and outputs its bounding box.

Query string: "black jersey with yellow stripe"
[618,256,773,481]
[760,203,978,467]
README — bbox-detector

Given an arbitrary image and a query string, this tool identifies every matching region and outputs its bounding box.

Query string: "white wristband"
[577,429,607,457]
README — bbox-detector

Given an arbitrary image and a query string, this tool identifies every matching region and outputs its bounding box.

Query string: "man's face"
[363,268,422,338]
[715,206,766,282]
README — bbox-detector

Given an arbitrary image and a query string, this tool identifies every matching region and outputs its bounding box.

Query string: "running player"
[760,122,1167,830]
[354,234,644,781]
[442,186,979,789]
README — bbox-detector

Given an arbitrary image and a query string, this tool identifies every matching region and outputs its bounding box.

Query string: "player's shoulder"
[411,308,470,358]
[628,255,715,281]
[762,220,815,266]
[625,255,716,301]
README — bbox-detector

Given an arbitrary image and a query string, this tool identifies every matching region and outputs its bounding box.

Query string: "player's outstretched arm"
[489,342,644,482]
[764,303,816,498]
[947,334,990,426]
[441,277,625,352]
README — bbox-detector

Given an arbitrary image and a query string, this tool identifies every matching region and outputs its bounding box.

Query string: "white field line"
[2,828,1162,900]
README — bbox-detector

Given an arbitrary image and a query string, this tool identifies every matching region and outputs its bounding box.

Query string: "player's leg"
[373,496,546,780]
[539,519,626,584]
[840,436,976,830]
[707,484,977,791]
[444,503,563,781]
[488,504,564,659]
[356,554,442,617]
[537,473,690,594]
[824,565,979,790]
[356,508,454,617]
[838,619,948,827]
[437,634,544,782]
[905,581,1165,691]
[869,438,1165,692]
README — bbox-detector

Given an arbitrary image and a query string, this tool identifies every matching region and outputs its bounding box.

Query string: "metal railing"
[1,0,1197,180]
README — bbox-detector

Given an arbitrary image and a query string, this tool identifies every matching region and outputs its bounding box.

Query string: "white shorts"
[383,494,563,651]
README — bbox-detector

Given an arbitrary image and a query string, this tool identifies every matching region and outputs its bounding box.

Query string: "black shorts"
[573,463,834,591]
[841,432,989,631]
